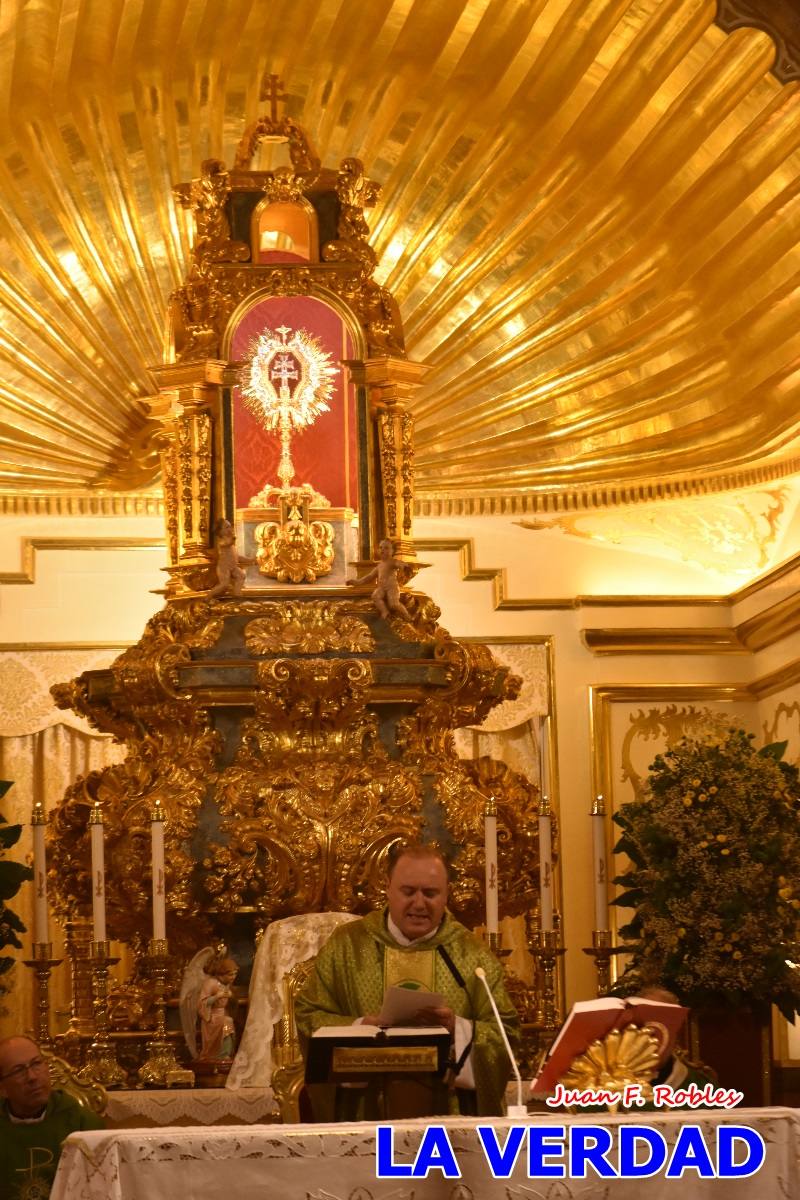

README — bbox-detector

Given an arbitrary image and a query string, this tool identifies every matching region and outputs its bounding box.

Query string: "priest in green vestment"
[295,843,520,1118]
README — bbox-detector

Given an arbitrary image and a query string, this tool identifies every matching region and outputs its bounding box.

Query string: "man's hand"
[360,1013,384,1026]
[410,1005,455,1034]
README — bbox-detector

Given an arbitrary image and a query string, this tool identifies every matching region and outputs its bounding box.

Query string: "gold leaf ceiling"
[2,0,800,508]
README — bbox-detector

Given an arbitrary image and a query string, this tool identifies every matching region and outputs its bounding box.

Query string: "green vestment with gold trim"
[295,909,519,1117]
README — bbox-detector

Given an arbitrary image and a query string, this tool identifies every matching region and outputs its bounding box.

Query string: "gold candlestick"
[22,942,62,1048]
[78,940,127,1088]
[531,928,566,1032]
[582,928,615,996]
[137,938,194,1088]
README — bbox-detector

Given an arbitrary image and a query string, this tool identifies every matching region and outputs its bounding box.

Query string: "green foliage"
[611,728,800,1020]
[0,781,33,996]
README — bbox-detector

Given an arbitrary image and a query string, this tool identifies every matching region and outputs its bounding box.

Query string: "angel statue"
[180,947,239,1062]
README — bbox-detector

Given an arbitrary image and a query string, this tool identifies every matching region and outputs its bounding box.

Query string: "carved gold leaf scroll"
[244,601,375,655]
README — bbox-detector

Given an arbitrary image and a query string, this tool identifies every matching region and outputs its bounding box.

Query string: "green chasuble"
[0,1089,104,1200]
[294,909,520,1117]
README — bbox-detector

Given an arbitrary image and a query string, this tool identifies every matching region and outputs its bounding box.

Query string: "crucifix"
[260,73,288,123]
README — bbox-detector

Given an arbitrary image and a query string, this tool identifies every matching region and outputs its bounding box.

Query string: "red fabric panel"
[230,296,358,510]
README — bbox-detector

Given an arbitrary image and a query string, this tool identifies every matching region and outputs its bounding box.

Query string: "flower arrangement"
[612,727,800,1019]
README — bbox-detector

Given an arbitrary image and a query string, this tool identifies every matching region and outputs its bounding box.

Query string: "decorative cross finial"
[259,73,287,122]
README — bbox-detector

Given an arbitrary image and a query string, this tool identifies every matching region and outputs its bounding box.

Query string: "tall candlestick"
[89,801,107,943]
[591,795,609,930]
[484,795,499,936]
[31,801,49,944]
[151,798,167,942]
[538,792,553,931]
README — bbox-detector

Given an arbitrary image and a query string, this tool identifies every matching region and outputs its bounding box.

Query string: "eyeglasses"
[0,1057,48,1082]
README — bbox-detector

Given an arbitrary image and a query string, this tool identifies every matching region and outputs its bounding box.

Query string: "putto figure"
[208,518,250,598]
[351,538,411,621]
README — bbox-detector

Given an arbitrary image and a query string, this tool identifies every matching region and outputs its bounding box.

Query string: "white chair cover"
[226,911,358,1089]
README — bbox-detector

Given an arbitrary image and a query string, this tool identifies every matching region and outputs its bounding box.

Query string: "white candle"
[538,794,553,932]
[484,796,499,936]
[31,802,49,944]
[539,715,550,800]
[592,795,608,931]
[89,802,107,942]
[151,799,167,942]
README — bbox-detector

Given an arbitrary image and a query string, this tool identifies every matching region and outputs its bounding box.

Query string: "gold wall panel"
[1,2,800,503]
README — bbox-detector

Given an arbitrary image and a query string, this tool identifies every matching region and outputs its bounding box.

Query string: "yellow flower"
[709,786,718,795]
[683,796,693,807]
[792,900,800,911]
[699,840,708,849]
[716,834,727,842]
[721,848,731,856]
[713,931,723,941]
[692,778,701,787]
[698,793,708,802]
[677,927,686,937]
[779,887,793,901]
[733,950,742,960]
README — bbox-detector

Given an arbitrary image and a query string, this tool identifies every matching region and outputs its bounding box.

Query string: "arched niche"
[226,293,361,515]
[251,197,319,263]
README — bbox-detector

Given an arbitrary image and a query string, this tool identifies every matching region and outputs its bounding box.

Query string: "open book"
[530,996,688,1095]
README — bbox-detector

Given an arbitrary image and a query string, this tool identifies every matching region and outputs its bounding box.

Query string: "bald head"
[0,1036,51,1117]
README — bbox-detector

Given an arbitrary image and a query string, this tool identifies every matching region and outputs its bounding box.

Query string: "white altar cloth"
[51,1107,800,1200]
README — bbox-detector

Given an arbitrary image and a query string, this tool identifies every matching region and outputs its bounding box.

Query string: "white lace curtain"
[0,648,126,1040]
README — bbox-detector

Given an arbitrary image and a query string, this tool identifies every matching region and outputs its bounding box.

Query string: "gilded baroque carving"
[234,116,321,174]
[253,657,374,740]
[172,268,223,361]
[390,593,442,644]
[50,678,136,743]
[203,654,423,915]
[244,601,375,655]
[263,166,307,204]
[379,413,398,537]
[176,158,249,266]
[401,412,414,536]
[763,701,800,765]
[48,711,220,953]
[205,762,423,916]
[177,418,194,540]
[447,756,546,928]
[621,705,737,802]
[322,157,379,272]
[196,413,212,544]
[159,437,180,565]
[254,515,335,583]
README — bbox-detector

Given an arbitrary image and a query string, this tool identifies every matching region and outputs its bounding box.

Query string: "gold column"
[349,357,428,557]
[148,361,227,595]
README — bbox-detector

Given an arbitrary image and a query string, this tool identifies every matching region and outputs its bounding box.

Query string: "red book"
[530,996,688,1095]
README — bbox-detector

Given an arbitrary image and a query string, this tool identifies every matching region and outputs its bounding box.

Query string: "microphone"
[475,966,528,1118]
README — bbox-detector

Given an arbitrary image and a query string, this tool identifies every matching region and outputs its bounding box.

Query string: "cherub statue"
[349,538,411,621]
[208,518,252,598]
[180,948,238,1061]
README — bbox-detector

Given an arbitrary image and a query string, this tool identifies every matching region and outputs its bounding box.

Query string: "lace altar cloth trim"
[105,1086,277,1127]
[52,1109,800,1200]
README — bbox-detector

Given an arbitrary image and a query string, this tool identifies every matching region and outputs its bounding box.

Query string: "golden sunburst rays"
[1,0,799,502]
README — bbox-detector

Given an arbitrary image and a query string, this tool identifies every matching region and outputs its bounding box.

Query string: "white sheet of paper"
[377,985,446,1026]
